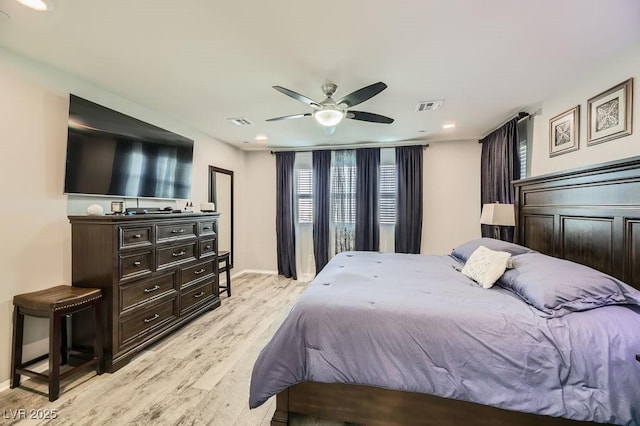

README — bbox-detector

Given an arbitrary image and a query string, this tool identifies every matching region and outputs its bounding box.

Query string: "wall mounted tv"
[64,94,194,199]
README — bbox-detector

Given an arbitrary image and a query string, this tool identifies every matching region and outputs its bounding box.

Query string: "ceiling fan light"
[313,108,345,127]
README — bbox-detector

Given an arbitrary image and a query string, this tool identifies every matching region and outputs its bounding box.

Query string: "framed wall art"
[549,105,579,157]
[587,78,633,146]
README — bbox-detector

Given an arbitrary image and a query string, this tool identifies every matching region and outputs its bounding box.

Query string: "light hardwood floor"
[0,274,351,426]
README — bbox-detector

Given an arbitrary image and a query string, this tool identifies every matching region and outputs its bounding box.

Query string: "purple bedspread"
[249,252,640,424]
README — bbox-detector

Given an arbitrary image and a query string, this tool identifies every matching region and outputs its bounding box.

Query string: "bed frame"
[271,155,640,426]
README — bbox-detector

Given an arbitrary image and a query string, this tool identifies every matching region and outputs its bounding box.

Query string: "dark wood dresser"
[68,212,221,372]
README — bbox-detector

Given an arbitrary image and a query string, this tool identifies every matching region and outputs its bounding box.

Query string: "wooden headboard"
[513,155,640,291]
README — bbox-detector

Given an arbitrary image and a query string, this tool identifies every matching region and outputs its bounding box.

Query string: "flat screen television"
[64,95,194,199]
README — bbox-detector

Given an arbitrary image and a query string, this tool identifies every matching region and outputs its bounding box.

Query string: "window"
[330,165,356,223]
[296,168,313,223]
[518,117,532,179]
[295,150,397,225]
[379,164,396,224]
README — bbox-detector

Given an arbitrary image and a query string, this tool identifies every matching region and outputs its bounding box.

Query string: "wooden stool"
[218,251,231,297]
[10,285,103,401]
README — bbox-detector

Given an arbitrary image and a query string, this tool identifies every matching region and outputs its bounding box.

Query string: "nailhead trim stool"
[218,251,231,297]
[10,285,103,401]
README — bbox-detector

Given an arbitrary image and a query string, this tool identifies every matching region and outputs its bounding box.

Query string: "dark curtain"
[395,145,423,254]
[275,151,297,279]
[312,150,331,273]
[355,148,380,251]
[480,118,520,242]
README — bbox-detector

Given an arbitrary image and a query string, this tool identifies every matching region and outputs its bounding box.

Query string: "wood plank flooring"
[0,274,352,426]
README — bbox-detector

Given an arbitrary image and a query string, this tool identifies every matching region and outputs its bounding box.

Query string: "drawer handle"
[204,245,211,250]
[193,292,206,299]
[133,234,142,239]
[144,313,160,323]
[172,250,186,257]
[133,261,142,266]
[144,285,160,293]
[194,268,206,275]
[171,229,185,234]
[203,226,210,230]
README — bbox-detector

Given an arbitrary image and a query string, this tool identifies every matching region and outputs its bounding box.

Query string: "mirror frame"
[208,166,234,269]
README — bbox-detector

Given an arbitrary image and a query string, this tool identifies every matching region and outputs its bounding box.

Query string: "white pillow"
[461,246,512,289]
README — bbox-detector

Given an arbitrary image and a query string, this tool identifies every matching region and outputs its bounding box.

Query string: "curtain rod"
[269,143,429,154]
[478,111,530,143]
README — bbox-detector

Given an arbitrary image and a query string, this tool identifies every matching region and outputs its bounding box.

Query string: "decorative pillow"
[452,238,533,264]
[461,246,512,289]
[499,252,640,318]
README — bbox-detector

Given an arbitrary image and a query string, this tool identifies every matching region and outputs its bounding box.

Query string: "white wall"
[0,48,247,385]
[242,151,277,272]
[422,140,483,254]
[531,43,640,176]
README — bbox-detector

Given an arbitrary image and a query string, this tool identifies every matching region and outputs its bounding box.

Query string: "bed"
[250,155,640,425]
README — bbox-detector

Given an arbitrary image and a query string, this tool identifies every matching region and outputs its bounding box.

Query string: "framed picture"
[587,78,633,146]
[549,105,579,157]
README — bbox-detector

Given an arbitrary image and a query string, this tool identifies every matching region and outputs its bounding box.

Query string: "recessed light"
[16,0,50,11]
[442,123,456,129]
[255,134,268,141]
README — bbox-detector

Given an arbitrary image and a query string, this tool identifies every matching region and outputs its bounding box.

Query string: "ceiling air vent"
[415,100,444,112]
[227,117,252,126]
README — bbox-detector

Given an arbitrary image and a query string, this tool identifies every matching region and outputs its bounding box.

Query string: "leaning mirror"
[208,166,234,268]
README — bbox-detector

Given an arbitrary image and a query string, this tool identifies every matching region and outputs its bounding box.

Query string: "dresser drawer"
[156,222,197,243]
[120,273,177,311]
[157,242,196,270]
[119,297,177,346]
[199,238,216,258]
[180,280,215,314]
[119,250,153,281]
[119,226,153,250]
[181,260,215,287]
[199,220,216,236]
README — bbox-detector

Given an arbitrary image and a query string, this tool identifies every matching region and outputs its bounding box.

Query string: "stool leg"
[49,312,62,402]
[226,260,231,297]
[93,299,104,375]
[10,307,24,389]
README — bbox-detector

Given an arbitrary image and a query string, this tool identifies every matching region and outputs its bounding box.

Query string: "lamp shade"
[313,108,345,127]
[480,203,515,226]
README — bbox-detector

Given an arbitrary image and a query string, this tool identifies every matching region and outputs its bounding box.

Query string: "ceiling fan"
[266,82,394,133]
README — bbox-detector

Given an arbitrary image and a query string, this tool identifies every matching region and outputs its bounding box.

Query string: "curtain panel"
[275,151,297,279]
[331,150,356,255]
[480,118,520,242]
[395,145,423,254]
[355,148,380,251]
[312,150,331,273]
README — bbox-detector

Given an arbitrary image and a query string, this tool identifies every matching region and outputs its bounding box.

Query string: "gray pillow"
[499,252,640,318]
[451,238,533,262]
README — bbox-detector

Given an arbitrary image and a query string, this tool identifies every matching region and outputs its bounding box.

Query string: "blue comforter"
[249,252,640,424]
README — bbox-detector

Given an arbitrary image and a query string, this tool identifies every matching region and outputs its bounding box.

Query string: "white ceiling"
[1,0,639,150]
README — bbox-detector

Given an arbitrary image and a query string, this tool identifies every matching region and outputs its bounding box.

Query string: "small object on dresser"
[87,204,104,215]
[111,201,125,214]
[201,202,215,212]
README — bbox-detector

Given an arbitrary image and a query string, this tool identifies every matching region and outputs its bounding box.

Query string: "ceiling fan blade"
[346,110,394,124]
[336,82,387,108]
[266,113,312,122]
[273,86,321,108]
